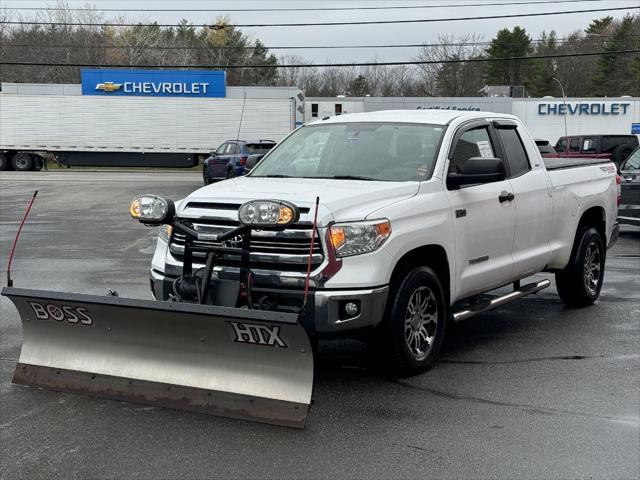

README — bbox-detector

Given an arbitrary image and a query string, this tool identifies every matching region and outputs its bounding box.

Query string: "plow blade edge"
[3,287,313,428]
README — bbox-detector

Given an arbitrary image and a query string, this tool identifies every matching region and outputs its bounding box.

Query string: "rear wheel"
[555,227,605,307]
[370,266,446,376]
[0,153,7,171]
[225,167,235,179]
[12,153,34,171]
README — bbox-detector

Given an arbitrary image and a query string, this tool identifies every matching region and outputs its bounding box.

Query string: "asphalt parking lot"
[1,171,639,480]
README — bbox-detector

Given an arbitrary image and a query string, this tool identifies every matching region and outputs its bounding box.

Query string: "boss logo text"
[29,302,94,325]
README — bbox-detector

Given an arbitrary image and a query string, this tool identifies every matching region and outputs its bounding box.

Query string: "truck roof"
[310,109,518,126]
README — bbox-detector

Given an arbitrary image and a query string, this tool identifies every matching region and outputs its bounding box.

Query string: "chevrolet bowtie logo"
[95,82,122,92]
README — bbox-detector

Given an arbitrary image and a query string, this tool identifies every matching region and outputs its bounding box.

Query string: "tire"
[12,153,34,171]
[555,227,605,307]
[611,144,634,167]
[225,167,235,179]
[370,266,447,376]
[0,153,7,171]
[203,171,211,185]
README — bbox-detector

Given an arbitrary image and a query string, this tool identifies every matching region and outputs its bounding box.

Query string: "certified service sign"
[81,68,226,98]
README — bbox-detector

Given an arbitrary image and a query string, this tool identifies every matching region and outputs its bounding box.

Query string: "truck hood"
[180,176,420,224]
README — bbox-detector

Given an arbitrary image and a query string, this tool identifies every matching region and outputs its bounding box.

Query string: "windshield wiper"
[256,174,294,178]
[324,175,378,181]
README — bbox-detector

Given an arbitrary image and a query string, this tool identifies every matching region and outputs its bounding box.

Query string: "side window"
[569,138,580,152]
[556,138,567,152]
[335,104,342,116]
[227,143,239,154]
[450,127,495,173]
[311,103,318,118]
[496,127,530,177]
[582,137,598,153]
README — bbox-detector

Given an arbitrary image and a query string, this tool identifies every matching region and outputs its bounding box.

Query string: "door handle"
[499,191,515,203]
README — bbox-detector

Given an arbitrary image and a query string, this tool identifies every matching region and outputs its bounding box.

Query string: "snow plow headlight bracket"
[130,195,175,226]
[239,200,300,229]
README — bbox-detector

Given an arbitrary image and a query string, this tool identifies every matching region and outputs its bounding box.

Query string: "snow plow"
[3,195,318,428]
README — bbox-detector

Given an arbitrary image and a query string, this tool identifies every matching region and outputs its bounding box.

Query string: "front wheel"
[555,227,605,307]
[370,266,447,376]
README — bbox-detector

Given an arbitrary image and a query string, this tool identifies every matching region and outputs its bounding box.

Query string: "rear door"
[445,121,516,300]
[494,121,552,279]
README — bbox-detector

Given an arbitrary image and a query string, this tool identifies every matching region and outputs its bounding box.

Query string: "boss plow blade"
[3,287,314,428]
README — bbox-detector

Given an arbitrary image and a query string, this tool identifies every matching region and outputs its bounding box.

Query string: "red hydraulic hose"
[6,191,38,287]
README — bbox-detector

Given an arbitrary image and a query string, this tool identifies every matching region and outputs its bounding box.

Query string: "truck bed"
[543,157,614,170]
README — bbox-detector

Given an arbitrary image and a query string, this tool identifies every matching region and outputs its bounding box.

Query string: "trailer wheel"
[555,227,605,307]
[12,153,34,171]
[0,153,8,171]
[370,266,447,376]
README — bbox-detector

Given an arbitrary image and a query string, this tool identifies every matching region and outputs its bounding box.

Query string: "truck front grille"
[169,217,324,273]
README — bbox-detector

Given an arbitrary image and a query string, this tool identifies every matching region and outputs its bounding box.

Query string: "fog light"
[344,302,359,316]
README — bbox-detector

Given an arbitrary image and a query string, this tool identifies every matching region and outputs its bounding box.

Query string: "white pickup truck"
[150,110,619,374]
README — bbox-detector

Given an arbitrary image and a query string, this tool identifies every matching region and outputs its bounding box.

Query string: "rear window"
[246,143,275,154]
[496,128,530,177]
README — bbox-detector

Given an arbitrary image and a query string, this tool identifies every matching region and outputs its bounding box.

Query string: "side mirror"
[447,157,506,189]
[245,154,264,170]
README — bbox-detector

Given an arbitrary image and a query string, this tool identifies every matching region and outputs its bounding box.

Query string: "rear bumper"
[150,269,388,335]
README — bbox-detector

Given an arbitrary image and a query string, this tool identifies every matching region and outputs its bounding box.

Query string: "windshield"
[250,122,446,181]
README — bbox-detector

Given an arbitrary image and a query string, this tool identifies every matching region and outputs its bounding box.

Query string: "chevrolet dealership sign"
[537,102,631,115]
[81,69,226,98]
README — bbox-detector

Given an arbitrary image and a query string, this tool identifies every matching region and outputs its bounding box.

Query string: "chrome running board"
[452,279,551,323]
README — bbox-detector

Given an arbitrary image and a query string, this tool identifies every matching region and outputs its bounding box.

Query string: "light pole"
[552,77,568,137]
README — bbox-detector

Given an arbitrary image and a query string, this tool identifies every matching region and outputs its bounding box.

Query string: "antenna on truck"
[235,87,247,148]
[6,190,38,287]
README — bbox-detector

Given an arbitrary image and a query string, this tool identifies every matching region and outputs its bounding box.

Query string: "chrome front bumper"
[150,269,389,335]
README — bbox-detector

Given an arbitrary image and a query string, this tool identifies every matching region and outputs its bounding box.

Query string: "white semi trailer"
[0,83,304,170]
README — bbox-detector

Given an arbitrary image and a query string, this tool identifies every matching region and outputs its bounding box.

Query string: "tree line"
[0,6,638,97]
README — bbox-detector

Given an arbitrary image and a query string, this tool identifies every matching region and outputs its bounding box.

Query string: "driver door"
[445,121,516,301]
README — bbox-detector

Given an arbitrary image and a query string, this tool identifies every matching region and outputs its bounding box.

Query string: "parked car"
[535,139,557,157]
[203,140,276,185]
[554,135,638,166]
[618,146,640,226]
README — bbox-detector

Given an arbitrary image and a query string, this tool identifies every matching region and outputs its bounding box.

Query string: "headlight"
[130,195,175,225]
[158,224,173,243]
[329,219,391,257]
[238,199,299,228]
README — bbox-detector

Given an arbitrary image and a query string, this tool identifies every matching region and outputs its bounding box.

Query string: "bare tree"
[414,34,487,97]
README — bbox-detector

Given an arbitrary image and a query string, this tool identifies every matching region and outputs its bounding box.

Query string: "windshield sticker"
[416,164,429,176]
[476,140,493,158]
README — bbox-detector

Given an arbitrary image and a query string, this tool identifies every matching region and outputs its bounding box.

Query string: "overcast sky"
[1,0,637,62]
